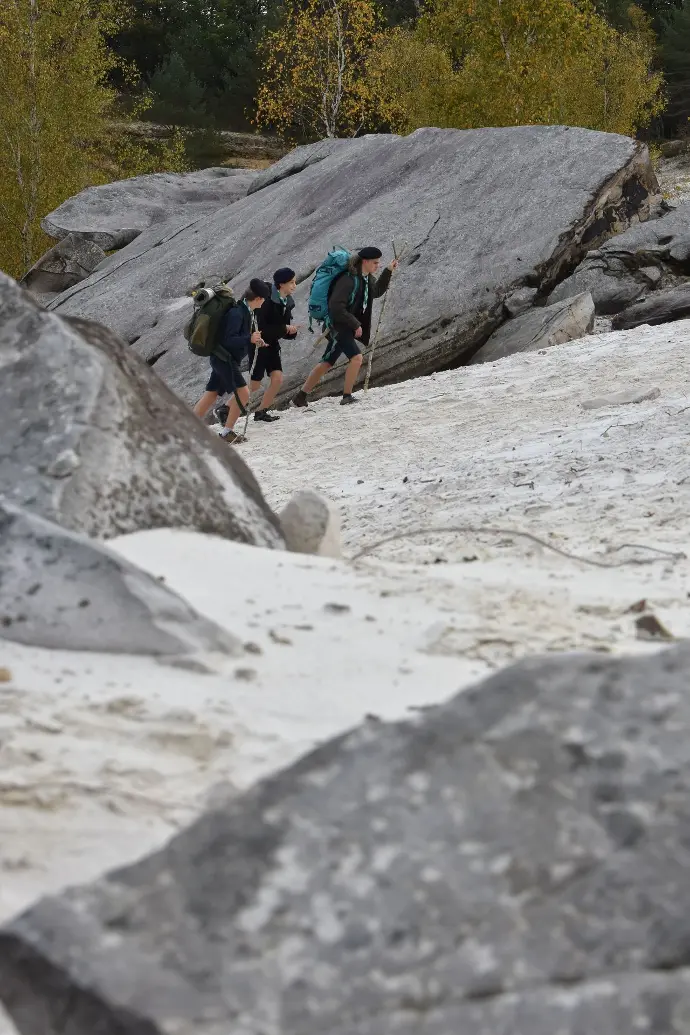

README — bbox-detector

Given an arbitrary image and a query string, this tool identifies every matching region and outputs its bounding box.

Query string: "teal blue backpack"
[307,247,358,331]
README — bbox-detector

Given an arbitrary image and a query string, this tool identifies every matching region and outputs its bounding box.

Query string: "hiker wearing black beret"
[293,248,398,408]
[250,267,299,423]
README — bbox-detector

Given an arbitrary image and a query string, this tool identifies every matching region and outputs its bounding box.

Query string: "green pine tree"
[148,52,211,128]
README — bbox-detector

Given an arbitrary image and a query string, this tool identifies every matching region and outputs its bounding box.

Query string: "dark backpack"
[184,286,236,358]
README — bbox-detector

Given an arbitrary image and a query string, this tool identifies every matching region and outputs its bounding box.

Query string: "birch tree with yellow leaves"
[0,0,186,279]
[255,0,385,140]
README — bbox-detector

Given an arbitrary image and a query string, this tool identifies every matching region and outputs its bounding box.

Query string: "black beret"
[358,246,383,260]
[249,278,271,299]
[273,267,296,287]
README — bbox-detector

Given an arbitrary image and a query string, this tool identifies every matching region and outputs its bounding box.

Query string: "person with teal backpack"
[293,246,398,408]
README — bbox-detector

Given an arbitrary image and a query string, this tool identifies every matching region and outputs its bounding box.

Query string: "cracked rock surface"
[548,201,690,315]
[44,127,658,404]
[3,646,690,1034]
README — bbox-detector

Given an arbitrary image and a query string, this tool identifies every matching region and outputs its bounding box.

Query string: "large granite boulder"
[45,127,659,404]
[20,233,106,297]
[41,167,257,251]
[0,501,240,656]
[3,645,690,1035]
[611,282,690,330]
[548,201,690,314]
[470,292,595,364]
[0,272,283,547]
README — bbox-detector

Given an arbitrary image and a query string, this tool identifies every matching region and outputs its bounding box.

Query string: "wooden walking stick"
[363,240,408,393]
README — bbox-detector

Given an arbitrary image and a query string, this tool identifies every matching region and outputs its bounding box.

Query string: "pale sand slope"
[2,320,690,1033]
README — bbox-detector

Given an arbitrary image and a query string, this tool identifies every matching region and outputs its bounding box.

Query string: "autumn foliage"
[0,0,186,279]
[370,0,665,137]
[255,0,386,139]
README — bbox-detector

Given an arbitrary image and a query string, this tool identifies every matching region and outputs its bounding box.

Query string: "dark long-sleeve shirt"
[220,301,255,360]
[257,284,297,347]
[328,267,392,346]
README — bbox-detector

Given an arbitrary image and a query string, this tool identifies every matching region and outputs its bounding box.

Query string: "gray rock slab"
[548,201,690,314]
[41,167,258,250]
[611,283,690,330]
[471,292,595,364]
[4,646,690,1034]
[581,386,661,409]
[0,272,283,546]
[504,286,539,316]
[21,233,106,294]
[547,258,644,314]
[45,126,659,405]
[0,501,240,656]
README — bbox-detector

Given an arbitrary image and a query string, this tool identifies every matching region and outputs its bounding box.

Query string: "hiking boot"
[340,393,359,405]
[254,410,280,423]
[292,390,309,408]
[219,430,247,445]
[214,403,229,425]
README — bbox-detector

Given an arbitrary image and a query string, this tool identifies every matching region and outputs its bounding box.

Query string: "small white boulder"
[279,490,341,559]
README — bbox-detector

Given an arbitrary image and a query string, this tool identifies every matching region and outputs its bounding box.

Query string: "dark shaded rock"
[471,292,594,364]
[547,257,644,314]
[41,167,257,251]
[548,202,690,315]
[45,127,659,403]
[21,234,106,295]
[611,284,690,330]
[0,501,240,656]
[0,272,283,546]
[3,646,690,1034]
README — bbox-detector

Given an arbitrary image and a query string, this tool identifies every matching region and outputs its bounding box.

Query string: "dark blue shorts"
[322,328,361,365]
[206,355,246,395]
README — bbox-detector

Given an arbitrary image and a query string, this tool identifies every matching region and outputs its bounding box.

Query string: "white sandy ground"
[2,318,690,1032]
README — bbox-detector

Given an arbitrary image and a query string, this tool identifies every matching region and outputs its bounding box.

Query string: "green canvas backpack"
[184,285,236,359]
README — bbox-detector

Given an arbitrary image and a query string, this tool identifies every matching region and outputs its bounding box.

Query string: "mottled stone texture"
[0,272,283,546]
[3,646,690,1034]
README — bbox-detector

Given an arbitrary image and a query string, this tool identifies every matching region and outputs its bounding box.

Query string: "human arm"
[328,273,362,333]
[371,265,394,299]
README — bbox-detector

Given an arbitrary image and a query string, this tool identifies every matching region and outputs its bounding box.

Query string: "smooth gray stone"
[0,272,283,547]
[504,286,539,316]
[548,202,690,314]
[21,233,106,294]
[611,283,690,330]
[44,126,658,404]
[3,646,690,1033]
[41,168,257,250]
[0,500,241,656]
[472,292,595,364]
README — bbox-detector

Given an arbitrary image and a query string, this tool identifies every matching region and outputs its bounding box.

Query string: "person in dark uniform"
[250,267,299,423]
[193,278,270,444]
[292,247,398,408]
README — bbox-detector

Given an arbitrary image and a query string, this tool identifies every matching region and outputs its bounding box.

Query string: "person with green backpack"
[192,278,270,444]
[292,247,398,408]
